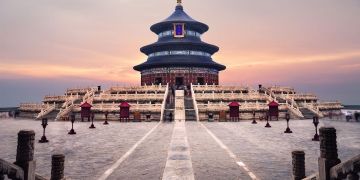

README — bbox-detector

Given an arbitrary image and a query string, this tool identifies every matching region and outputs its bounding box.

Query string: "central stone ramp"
[162,90,195,180]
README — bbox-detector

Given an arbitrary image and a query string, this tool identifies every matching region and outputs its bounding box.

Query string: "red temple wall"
[141,72,219,86]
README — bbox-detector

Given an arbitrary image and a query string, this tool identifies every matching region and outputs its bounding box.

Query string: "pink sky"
[0,0,359,106]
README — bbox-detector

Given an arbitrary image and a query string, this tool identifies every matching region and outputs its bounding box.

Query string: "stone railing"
[0,130,65,180]
[291,127,359,180]
[316,101,344,110]
[61,95,80,108]
[330,154,360,179]
[93,94,165,101]
[197,102,269,112]
[55,104,74,121]
[191,84,200,121]
[192,84,249,92]
[36,104,56,120]
[66,87,93,95]
[82,88,97,104]
[194,93,268,101]
[284,93,318,100]
[196,104,228,112]
[108,85,167,93]
[160,84,169,122]
[268,86,295,93]
[267,90,304,118]
[91,103,162,112]
[43,96,66,103]
[285,102,305,118]
[19,103,43,111]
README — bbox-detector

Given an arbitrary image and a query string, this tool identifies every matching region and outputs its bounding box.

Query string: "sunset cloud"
[0,0,359,106]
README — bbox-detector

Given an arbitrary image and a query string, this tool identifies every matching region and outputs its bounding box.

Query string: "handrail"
[0,159,24,180]
[192,84,249,92]
[191,83,200,121]
[93,94,164,101]
[160,84,169,122]
[19,103,43,111]
[193,93,267,101]
[330,154,360,179]
[36,104,56,119]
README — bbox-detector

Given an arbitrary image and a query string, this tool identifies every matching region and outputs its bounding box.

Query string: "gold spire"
[177,0,182,5]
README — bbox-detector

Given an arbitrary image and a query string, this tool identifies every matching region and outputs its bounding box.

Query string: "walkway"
[162,90,195,180]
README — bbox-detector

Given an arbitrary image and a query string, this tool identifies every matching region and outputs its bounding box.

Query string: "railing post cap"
[319,126,336,133]
[52,154,65,159]
[292,150,305,155]
[18,130,35,136]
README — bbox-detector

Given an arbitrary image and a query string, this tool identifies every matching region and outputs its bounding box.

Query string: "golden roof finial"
[177,0,182,5]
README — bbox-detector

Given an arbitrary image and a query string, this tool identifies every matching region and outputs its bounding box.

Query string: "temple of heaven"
[133,0,226,87]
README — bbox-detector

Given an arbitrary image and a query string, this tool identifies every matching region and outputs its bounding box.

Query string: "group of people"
[355,112,359,121]
[345,111,360,122]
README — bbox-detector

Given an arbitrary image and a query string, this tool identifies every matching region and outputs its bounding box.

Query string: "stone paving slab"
[203,120,360,180]
[0,118,359,179]
[106,123,174,180]
[186,122,252,180]
[0,119,158,179]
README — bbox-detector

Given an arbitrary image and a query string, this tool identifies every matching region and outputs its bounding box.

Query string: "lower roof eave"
[133,63,226,72]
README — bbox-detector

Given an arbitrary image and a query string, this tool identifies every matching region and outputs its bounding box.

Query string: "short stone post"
[51,154,65,180]
[318,127,341,180]
[292,150,306,180]
[0,174,4,180]
[14,130,36,180]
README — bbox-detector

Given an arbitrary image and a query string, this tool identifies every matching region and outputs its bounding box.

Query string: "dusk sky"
[0,0,359,106]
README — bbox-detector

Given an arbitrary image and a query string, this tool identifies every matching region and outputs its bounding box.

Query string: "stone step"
[299,108,316,119]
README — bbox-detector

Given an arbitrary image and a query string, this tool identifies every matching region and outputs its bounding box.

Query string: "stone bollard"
[318,127,341,180]
[14,130,36,180]
[0,174,4,180]
[292,150,306,180]
[51,154,65,180]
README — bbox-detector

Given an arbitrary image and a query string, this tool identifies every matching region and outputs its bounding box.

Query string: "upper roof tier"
[150,5,209,34]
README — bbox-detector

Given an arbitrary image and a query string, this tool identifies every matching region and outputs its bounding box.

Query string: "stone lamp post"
[68,114,76,135]
[265,113,271,128]
[39,118,49,143]
[252,111,257,124]
[89,113,96,129]
[284,112,293,133]
[104,112,109,125]
[312,116,319,141]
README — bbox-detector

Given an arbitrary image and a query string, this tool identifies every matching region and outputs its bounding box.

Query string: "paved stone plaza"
[0,118,359,180]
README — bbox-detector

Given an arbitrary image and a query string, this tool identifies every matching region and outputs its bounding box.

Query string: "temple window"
[158,30,201,38]
[174,23,185,38]
[148,50,211,57]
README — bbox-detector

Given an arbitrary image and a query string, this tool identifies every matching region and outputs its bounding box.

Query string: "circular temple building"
[134,1,226,87]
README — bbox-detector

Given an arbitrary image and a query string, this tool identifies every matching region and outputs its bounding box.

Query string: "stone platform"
[0,118,359,180]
